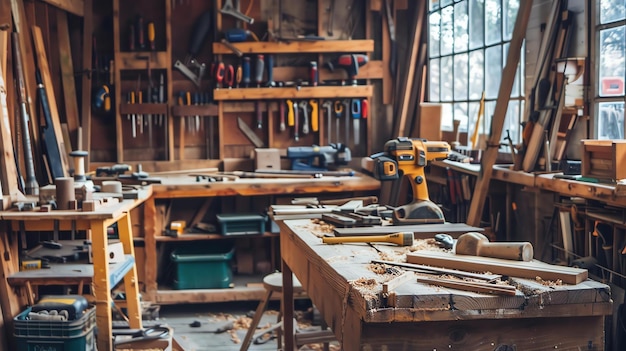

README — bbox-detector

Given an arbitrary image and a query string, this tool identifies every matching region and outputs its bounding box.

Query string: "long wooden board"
[334,223,482,237]
[406,250,587,285]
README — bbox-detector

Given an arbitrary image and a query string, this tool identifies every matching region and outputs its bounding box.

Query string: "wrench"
[220,0,254,24]
[322,101,333,144]
[301,101,309,135]
[293,102,300,141]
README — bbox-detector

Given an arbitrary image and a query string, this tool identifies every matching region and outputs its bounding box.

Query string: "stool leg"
[240,289,273,351]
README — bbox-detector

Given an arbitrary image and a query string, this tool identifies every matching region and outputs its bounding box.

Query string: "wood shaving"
[535,276,563,287]
[352,278,377,287]
[311,218,335,233]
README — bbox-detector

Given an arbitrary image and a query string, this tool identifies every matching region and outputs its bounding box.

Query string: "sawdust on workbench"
[535,276,563,287]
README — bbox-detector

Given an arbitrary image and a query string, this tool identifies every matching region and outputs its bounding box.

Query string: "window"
[594,0,625,139]
[428,0,524,144]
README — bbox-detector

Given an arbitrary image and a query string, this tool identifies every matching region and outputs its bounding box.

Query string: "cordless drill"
[325,54,369,86]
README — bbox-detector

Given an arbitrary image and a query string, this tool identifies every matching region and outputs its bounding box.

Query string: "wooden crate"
[581,139,626,180]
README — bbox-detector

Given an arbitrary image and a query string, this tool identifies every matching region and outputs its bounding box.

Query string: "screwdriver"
[286,100,294,128]
[255,54,264,87]
[215,62,225,89]
[225,64,235,89]
[147,21,155,50]
[185,91,192,133]
[293,101,300,141]
[351,99,361,145]
[128,23,136,51]
[128,91,136,138]
[334,100,343,143]
[193,92,201,133]
[310,99,319,132]
[235,64,242,88]
[265,55,275,87]
[279,100,286,132]
[242,57,251,88]
[136,15,145,50]
[137,89,144,134]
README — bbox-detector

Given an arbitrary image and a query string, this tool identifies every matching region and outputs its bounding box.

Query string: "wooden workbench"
[0,189,152,351]
[279,219,612,351]
[142,172,380,304]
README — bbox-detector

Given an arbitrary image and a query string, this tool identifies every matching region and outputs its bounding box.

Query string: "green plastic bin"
[171,246,234,289]
[14,306,96,351]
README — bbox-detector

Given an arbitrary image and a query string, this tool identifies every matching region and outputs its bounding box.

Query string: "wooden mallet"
[322,232,414,247]
[454,232,534,261]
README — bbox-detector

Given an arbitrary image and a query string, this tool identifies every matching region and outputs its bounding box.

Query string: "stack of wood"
[517,1,584,172]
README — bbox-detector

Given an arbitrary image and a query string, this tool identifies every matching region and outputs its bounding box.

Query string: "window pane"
[441,103,454,131]
[441,56,454,101]
[454,53,469,100]
[430,0,440,11]
[485,45,502,99]
[441,6,454,55]
[441,0,454,8]
[599,26,625,97]
[429,12,441,57]
[598,102,625,139]
[600,0,626,24]
[466,101,480,134]
[503,43,522,97]
[485,0,502,45]
[503,0,519,40]
[430,58,441,101]
[469,0,484,49]
[504,101,521,144]
[454,102,469,133]
[454,1,469,52]
[469,50,484,99]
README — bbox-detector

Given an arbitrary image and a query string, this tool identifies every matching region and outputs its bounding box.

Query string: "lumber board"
[333,222,482,237]
[32,25,70,177]
[465,0,533,227]
[406,250,587,285]
[80,0,92,157]
[212,40,374,54]
[416,276,517,296]
[213,86,373,100]
[56,10,79,149]
[381,0,392,105]
[0,62,22,206]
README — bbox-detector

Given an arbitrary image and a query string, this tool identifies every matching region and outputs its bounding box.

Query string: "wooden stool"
[240,272,303,351]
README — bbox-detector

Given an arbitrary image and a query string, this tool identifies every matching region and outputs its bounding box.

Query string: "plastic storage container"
[216,213,267,235]
[171,246,235,289]
[14,305,96,351]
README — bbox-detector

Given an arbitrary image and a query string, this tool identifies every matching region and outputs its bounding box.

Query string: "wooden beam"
[80,0,92,162]
[212,39,375,54]
[32,25,71,177]
[56,9,79,150]
[466,0,533,227]
[40,0,83,17]
[0,61,22,207]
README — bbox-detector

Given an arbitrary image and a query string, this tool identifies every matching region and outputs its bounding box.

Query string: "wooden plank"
[406,250,587,285]
[381,0,391,105]
[393,2,425,138]
[32,25,70,177]
[213,85,373,100]
[466,0,533,227]
[416,276,517,296]
[56,10,79,150]
[0,61,22,207]
[40,0,83,16]
[272,60,384,81]
[212,39,375,54]
[334,222,482,237]
[80,0,92,160]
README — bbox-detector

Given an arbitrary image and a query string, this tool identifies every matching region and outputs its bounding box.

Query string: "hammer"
[322,232,414,247]
[454,232,534,262]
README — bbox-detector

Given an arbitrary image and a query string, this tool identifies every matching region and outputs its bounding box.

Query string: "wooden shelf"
[213,85,373,100]
[155,232,278,242]
[171,104,219,117]
[212,39,374,54]
[120,103,169,115]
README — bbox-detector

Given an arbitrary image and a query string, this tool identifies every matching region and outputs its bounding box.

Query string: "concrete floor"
[155,300,337,351]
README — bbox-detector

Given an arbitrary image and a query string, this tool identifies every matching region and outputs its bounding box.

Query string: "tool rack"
[96,0,380,170]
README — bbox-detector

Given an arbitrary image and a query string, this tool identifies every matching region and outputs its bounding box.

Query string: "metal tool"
[322,101,332,144]
[220,0,254,24]
[242,56,251,87]
[342,99,350,144]
[255,54,264,87]
[174,60,205,87]
[279,101,286,132]
[301,101,309,135]
[326,54,368,86]
[333,100,343,143]
[128,91,136,138]
[293,101,300,141]
[351,99,361,145]
[286,144,351,171]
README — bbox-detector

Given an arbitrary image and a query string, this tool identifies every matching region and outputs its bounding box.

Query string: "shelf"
[213,85,373,100]
[171,104,219,117]
[156,232,278,241]
[120,103,169,115]
[8,255,136,289]
[212,39,374,54]
[116,51,169,70]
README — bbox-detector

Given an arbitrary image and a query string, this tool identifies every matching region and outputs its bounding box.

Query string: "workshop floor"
[157,300,338,351]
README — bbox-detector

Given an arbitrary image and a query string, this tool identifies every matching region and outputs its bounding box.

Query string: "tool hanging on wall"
[12,32,39,195]
[220,0,254,24]
[174,11,211,87]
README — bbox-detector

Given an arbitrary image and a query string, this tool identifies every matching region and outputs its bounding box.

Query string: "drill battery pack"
[31,295,89,321]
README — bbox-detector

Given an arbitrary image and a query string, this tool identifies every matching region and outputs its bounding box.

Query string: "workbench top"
[150,171,380,198]
[280,219,612,350]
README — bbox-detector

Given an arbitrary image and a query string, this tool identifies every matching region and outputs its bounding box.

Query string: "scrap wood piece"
[407,250,587,285]
[382,271,414,296]
[416,276,517,296]
[371,259,501,281]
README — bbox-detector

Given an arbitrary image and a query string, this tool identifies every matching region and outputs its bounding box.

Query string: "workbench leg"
[91,220,114,351]
[282,260,295,351]
[118,212,143,329]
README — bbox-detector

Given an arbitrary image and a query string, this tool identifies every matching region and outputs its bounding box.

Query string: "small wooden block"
[82,200,96,212]
[39,204,52,212]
